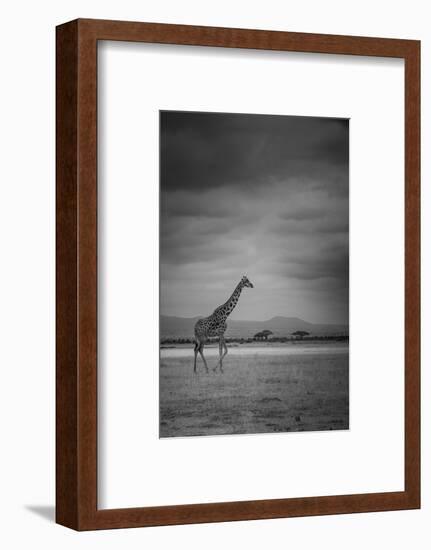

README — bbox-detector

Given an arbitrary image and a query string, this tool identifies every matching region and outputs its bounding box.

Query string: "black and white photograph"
[159,110,349,438]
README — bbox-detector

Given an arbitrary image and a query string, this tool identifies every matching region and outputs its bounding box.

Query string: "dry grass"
[159,345,349,438]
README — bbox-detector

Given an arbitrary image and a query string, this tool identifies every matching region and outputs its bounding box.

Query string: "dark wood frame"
[56,18,420,531]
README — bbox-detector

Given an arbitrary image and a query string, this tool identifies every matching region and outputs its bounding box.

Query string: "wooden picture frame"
[56,18,420,530]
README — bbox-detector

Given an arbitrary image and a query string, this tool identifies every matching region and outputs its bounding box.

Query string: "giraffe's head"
[241,275,254,289]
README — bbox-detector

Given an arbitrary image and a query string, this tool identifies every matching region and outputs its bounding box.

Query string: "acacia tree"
[253,330,274,341]
[291,330,310,340]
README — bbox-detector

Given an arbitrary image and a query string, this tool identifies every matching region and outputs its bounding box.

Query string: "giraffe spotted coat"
[193,275,253,373]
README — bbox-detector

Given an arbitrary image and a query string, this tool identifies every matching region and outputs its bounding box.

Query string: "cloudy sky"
[160,111,349,324]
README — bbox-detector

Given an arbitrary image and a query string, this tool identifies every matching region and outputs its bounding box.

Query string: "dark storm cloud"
[160,111,348,192]
[160,111,349,324]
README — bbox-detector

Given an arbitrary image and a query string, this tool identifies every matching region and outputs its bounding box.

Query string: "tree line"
[161,334,348,345]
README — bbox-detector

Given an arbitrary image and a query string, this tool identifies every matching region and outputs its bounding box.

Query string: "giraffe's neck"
[217,282,244,318]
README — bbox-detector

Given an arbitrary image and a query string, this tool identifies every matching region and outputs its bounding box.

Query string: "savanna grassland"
[159,343,348,438]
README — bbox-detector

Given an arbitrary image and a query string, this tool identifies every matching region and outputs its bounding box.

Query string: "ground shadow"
[25,505,55,523]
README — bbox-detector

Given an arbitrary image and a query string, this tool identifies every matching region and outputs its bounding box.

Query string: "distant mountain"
[160,315,348,339]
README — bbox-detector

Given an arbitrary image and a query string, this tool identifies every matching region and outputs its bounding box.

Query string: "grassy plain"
[159,343,349,438]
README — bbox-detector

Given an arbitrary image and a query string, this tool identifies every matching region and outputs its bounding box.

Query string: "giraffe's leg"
[198,343,209,373]
[193,341,199,374]
[214,337,223,372]
[214,336,228,373]
[219,337,228,373]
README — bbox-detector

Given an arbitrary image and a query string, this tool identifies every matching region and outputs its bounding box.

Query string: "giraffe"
[193,275,254,374]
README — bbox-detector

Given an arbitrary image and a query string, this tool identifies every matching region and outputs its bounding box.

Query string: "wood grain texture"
[403,41,421,508]
[56,20,79,530]
[56,18,420,531]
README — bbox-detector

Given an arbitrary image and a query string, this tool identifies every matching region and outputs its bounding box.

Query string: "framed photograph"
[56,19,420,530]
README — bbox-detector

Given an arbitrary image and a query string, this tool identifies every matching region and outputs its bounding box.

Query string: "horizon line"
[161,313,349,326]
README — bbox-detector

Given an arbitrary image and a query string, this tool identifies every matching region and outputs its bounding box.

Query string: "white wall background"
[0,1,428,548]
